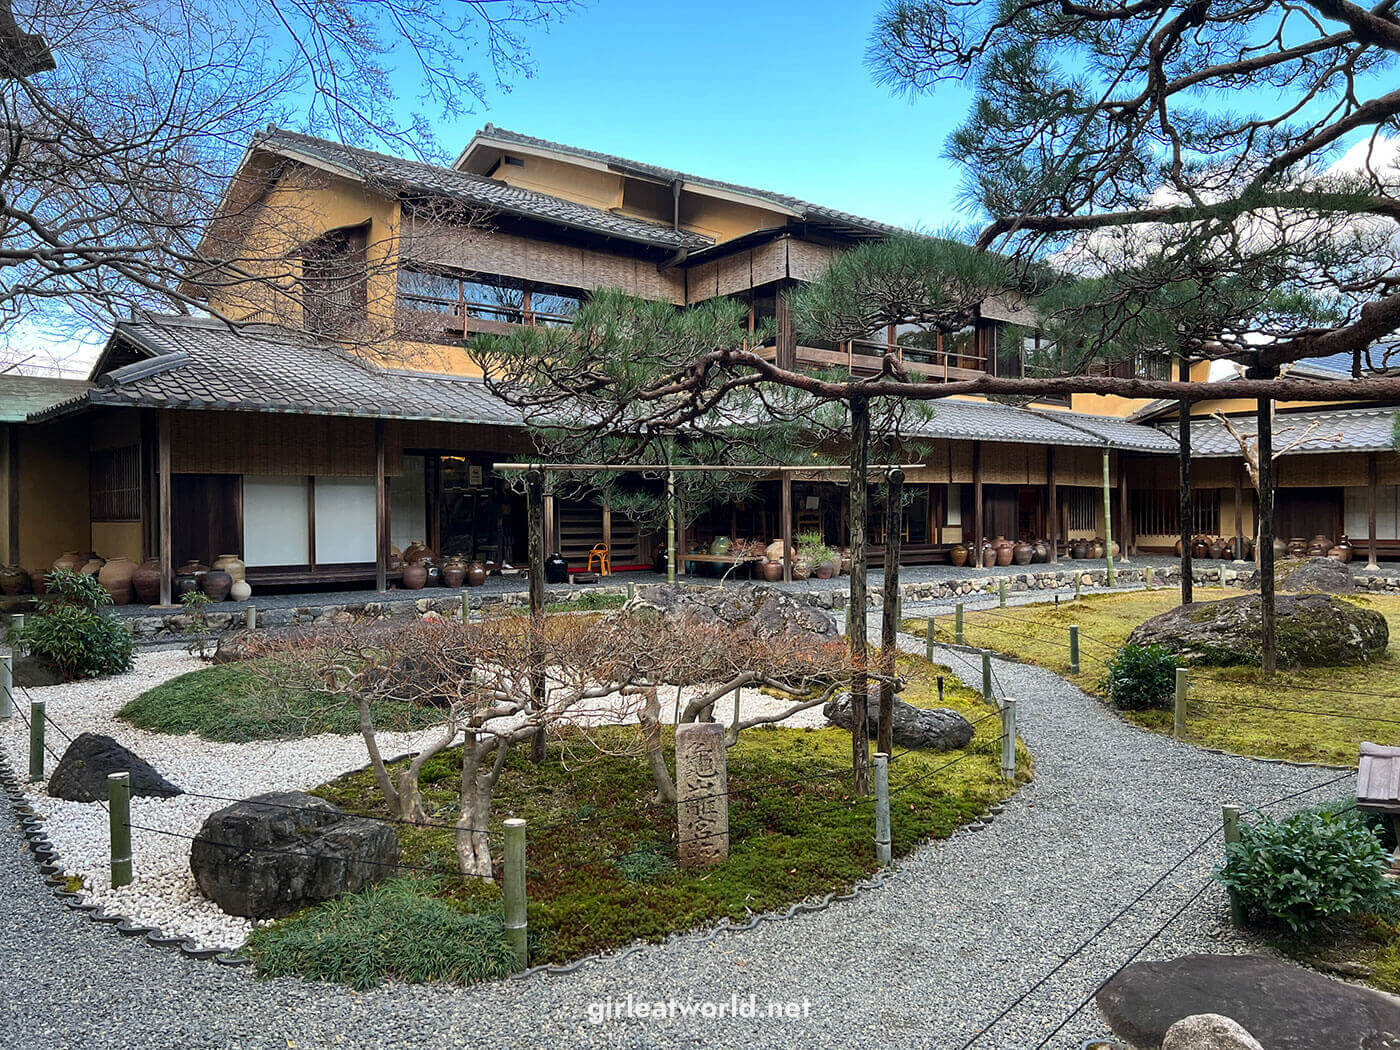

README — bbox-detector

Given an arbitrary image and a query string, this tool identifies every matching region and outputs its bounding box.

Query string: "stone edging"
[0,747,252,967]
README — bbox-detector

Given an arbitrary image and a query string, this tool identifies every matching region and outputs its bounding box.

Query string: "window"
[990,322,1022,378]
[302,225,368,333]
[90,445,140,521]
[1065,489,1098,531]
[945,483,962,526]
[1132,489,1220,536]
[396,267,582,328]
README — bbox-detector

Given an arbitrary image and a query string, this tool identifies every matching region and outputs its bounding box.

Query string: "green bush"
[247,878,521,989]
[1216,807,1398,935]
[1099,642,1176,710]
[13,569,133,680]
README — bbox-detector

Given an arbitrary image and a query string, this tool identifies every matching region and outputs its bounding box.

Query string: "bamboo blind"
[170,412,404,477]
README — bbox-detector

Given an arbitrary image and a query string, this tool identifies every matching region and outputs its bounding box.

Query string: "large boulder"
[1162,1014,1263,1050]
[1097,954,1400,1050]
[1126,592,1387,668]
[47,732,182,802]
[190,791,398,919]
[824,686,974,751]
[1273,556,1356,594]
[624,584,840,643]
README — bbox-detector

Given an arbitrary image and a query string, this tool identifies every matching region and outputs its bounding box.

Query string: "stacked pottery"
[402,561,427,589]
[97,556,136,605]
[1308,534,1332,557]
[466,561,487,587]
[388,545,403,571]
[950,544,969,567]
[403,542,431,564]
[132,558,161,604]
[52,551,84,574]
[442,556,467,588]
[0,564,28,596]
[1327,545,1347,562]
[213,554,246,585]
[1221,539,1235,560]
[201,568,232,601]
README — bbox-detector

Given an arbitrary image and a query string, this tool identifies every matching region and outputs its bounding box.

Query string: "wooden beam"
[780,472,793,583]
[1369,451,1380,570]
[6,424,18,566]
[158,412,172,606]
[1046,446,1058,563]
[307,476,317,571]
[972,441,983,568]
[375,420,387,593]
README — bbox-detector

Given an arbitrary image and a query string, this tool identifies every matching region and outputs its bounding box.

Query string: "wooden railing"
[396,291,575,337]
[755,340,991,382]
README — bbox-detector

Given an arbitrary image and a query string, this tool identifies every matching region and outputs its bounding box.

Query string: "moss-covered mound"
[1127,593,1388,668]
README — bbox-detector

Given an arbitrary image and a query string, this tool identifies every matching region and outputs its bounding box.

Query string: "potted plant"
[796,530,836,581]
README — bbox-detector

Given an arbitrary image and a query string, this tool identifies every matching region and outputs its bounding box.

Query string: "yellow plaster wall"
[18,420,90,572]
[494,154,623,212]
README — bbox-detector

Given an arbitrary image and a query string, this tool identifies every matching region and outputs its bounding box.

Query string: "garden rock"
[47,732,182,802]
[1161,1014,1263,1050]
[1126,592,1387,667]
[190,791,399,918]
[624,584,840,643]
[823,686,974,751]
[1272,556,1356,594]
[12,653,63,687]
[1097,954,1400,1050]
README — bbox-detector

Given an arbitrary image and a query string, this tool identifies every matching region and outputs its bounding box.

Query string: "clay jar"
[761,559,783,582]
[949,544,969,568]
[1012,541,1033,566]
[1071,539,1089,560]
[401,561,427,589]
[1207,538,1225,560]
[97,556,136,605]
[981,544,996,568]
[201,568,233,602]
[131,558,161,604]
[230,579,252,602]
[1192,538,1209,559]
[213,554,246,584]
[0,564,28,596]
[441,557,467,588]
[544,553,569,584]
[52,551,84,574]
[1287,538,1307,558]
[466,561,487,587]
[1090,539,1106,559]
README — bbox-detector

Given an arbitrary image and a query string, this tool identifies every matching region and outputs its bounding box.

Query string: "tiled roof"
[469,125,909,239]
[0,375,91,422]
[907,399,1178,453]
[1183,405,1399,457]
[30,318,524,426]
[253,128,710,252]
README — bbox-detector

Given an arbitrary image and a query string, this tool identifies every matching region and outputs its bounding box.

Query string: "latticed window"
[1065,488,1098,530]
[1132,489,1220,536]
[91,445,141,521]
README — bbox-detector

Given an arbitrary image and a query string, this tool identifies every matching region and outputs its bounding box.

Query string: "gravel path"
[1,622,1354,1050]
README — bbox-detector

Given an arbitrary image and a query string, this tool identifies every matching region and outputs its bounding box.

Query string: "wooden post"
[503,818,528,966]
[1117,451,1131,563]
[526,470,547,762]
[1178,357,1193,604]
[1173,667,1188,739]
[1069,625,1079,675]
[676,480,687,577]
[848,398,871,795]
[6,424,17,566]
[878,467,904,756]
[1047,446,1058,563]
[1258,397,1276,673]
[955,602,964,644]
[972,441,983,569]
[998,578,1007,607]
[981,650,993,707]
[1101,447,1116,586]
[374,420,387,593]
[602,499,612,573]
[157,411,172,607]
[109,772,132,889]
[780,471,793,584]
[925,616,936,661]
[873,753,891,866]
[0,652,10,720]
[666,467,677,584]
[1222,804,1246,926]
[1233,464,1245,561]
[1368,452,1380,570]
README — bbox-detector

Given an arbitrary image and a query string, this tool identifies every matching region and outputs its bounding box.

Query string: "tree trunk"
[457,736,506,880]
[527,470,547,762]
[1178,356,1193,604]
[878,467,904,756]
[1257,397,1276,673]
[848,397,871,795]
[640,686,677,803]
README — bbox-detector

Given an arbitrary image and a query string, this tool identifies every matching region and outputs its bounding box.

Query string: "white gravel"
[0,649,823,951]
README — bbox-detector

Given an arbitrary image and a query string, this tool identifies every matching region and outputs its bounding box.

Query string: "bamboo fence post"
[1174,667,1189,740]
[1069,625,1080,675]
[1222,804,1246,926]
[28,699,43,782]
[1001,699,1018,780]
[0,652,10,721]
[874,753,891,865]
[925,616,935,661]
[109,772,132,888]
[504,817,528,967]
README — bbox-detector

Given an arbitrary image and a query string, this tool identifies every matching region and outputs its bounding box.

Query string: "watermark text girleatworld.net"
[586,993,814,1024]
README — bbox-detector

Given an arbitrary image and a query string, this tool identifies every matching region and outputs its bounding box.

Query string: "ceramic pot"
[1013,541,1033,566]
[1174,538,1183,558]
[52,551,84,574]
[710,535,732,556]
[0,564,27,596]
[790,557,810,581]
[1071,539,1089,560]
[1273,537,1288,560]
[1032,540,1049,564]
[80,556,104,577]
[402,562,427,589]
[97,556,136,605]
[996,544,1013,567]
[424,562,442,587]
[1306,541,1326,557]
[950,544,969,568]
[1108,540,1120,559]
[466,561,487,587]
[978,544,994,567]
[1337,535,1353,563]
[764,540,785,562]
[1192,538,1209,559]
[131,558,161,604]
[174,573,199,597]
[1207,538,1224,560]
[1287,538,1307,558]
[403,542,431,564]
[1090,540,1106,559]
[544,553,569,584]
[761,559,783,582]
[389,545,403,571]
[442,558,467,588]
[1327,545,1347,562]
[1221,539,1235,561]
[815,560,835,580]
[230,579,252,602]
[30,569,48,595]
[840,554,852,575]
[1309,533,1333,553]
[212,554,246,584]
[201,568,232,602]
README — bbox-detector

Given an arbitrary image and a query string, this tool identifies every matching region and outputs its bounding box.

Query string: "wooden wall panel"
[170,412,403,477]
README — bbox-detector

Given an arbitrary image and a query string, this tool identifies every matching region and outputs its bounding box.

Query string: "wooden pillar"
[526,469,546,762]
[6,424,18,566]
[1047,446,1058,563]
[1116,451,1131,563]
[1368,451,1380,570]
[878,468,904,756]
[676,490,687,577]
[1177,356,1193,604]
[1233,464,1244,561]
[1258,397,1276,672]
[972,441,983,568]
[543,486,556,555]
[374,421,387,593]
[157,412,172,606]
[602,499,613,562]
[780,471,793,583]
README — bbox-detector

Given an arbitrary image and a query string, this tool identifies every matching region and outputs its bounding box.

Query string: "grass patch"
[117,661,441,742]
[905,589,1400,766]
[252,652,1029,985]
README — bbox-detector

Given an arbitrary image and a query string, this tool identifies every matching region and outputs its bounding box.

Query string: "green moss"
[905,591,1400,767]
[262,649,1027,982]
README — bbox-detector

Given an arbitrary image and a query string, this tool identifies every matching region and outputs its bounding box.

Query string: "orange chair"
[587,543,611,576]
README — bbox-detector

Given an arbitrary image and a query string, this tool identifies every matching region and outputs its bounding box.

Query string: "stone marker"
[675,722,728,870]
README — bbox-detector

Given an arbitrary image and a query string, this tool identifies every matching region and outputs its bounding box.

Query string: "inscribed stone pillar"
[675,721,728,870]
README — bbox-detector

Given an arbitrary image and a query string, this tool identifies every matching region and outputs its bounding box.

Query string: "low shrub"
[247,878,521,989]
[1099,642,1176,710]
[12,569,133,680]
[1216,807,1398,936]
